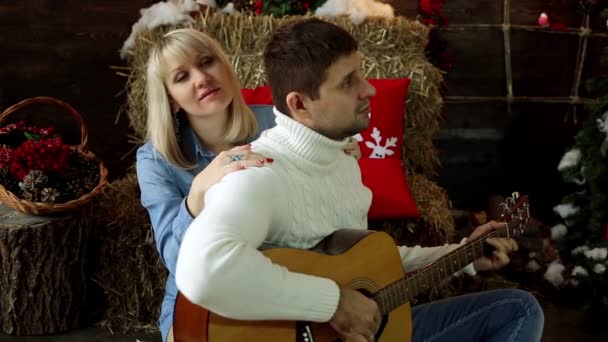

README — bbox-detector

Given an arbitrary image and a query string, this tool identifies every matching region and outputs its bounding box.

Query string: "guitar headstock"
[498,192,530,239]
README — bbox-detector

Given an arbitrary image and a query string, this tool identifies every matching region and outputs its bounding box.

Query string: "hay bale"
[123,11,443,177]
[90,172,166,332]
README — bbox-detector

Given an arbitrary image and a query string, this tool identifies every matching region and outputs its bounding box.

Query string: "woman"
[136,28,360,341]
[136,28,276,342]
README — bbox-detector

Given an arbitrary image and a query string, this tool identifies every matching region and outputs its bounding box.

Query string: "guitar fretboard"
[373,230,500,315]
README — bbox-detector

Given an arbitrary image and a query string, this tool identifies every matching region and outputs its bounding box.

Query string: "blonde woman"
[136,28,277,342]
[136,28,360,341]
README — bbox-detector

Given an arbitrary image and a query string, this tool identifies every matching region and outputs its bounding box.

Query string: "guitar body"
[174,230,412,342]
[175,193,531,342]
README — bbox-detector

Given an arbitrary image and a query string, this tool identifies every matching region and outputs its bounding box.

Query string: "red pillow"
[359,158,418,219]
[356,78,419,219]
[241,87,273,105]
[241,79,420,220]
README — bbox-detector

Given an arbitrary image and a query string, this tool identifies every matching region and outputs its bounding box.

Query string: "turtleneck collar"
[265,107,350,167]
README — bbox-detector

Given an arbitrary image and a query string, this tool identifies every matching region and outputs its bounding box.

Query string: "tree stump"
[0,202,90,335]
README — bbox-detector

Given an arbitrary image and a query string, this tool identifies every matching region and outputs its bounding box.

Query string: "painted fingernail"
[266,158,274,163]
[256,159,265,165]
[237,165,246,170]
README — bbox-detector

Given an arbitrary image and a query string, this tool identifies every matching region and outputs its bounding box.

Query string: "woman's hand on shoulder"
[344,137,362,160]
[187,144,273,216]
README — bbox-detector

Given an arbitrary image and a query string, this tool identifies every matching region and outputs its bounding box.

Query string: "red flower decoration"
[9,137,70,181]
[0,121,71,180]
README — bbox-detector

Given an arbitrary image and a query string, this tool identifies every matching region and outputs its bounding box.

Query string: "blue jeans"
[411,289,544,342]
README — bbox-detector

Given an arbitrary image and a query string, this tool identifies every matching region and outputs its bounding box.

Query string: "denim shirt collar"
[179,106,274,160]
[181,123,216,159]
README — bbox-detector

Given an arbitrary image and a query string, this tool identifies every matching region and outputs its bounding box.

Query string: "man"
[175,18,544,342]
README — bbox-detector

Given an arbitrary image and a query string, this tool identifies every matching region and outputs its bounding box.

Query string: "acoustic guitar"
[174,193,530,342]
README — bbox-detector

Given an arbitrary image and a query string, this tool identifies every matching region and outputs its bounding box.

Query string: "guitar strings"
[375,230,503,313]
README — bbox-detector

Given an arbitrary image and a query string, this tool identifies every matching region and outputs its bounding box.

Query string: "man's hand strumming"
[329,287,380,342]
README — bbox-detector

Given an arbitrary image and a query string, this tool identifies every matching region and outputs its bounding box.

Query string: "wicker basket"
[0,97,108,215]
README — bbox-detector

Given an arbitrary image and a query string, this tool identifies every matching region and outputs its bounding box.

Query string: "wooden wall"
[1,0,606,222]
[0,0,156,179]
[392,0,608,221]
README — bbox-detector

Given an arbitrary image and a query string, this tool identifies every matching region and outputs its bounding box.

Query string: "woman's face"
[164,51,234,118]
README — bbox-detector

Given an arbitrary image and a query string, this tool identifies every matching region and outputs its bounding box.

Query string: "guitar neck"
[374,230,499,315]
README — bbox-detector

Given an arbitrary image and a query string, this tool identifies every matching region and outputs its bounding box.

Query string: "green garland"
[261,0,327,17]
[552,8,608,304]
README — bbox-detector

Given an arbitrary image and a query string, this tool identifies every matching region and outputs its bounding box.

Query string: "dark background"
[1,0,607,224]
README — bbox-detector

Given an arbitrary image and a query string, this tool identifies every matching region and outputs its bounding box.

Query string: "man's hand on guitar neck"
[329,287,380,342]
[469,220,519,272]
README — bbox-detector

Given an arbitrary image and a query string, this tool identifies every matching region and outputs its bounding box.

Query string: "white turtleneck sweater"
[175,108,474,323]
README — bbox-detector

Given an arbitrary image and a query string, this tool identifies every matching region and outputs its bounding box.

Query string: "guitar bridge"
[295,315,389,342]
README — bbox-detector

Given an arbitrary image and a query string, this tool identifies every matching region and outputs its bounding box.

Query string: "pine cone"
[64,178,86,199]
[61,155,100,201]
[21,170,48,192]
[82,172,100,192]
[40,187,60,203]
[21,188,40,202]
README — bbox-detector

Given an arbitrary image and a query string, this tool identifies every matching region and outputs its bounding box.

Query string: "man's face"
[303,52,376,140]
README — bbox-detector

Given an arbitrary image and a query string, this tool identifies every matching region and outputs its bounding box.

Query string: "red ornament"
[538,12,550,27]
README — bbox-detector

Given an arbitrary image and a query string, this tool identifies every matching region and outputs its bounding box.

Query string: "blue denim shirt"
[135,105,276,341]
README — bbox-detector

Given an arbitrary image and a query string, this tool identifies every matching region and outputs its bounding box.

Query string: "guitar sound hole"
[358,288,373,297]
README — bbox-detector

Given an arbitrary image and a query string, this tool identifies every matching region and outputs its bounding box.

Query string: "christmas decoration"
[544,8,608,306]
[418,0,452,72]
[538,1,599,32]
[314,0,394,24]
[120,0,200,60]
[262,0,324,17]
[538,12,550,27]
[0,120,100,204]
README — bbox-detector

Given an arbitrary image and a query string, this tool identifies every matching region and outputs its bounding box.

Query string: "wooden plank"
[439,162,506,210]
[507,0,582,27]
[581,36,608,98]
[443,0,504,25]
[0,0,151,179]
[442,29,506,96]
[382,0,419,17]
[441,102,510,130]
[499,102,583,220]
[511,30,579,97]
[437,101,585,218]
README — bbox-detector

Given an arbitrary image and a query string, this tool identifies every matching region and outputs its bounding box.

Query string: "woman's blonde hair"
[146,28,258,169]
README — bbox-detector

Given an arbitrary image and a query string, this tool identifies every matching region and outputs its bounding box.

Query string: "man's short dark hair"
[263,18,358,115]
